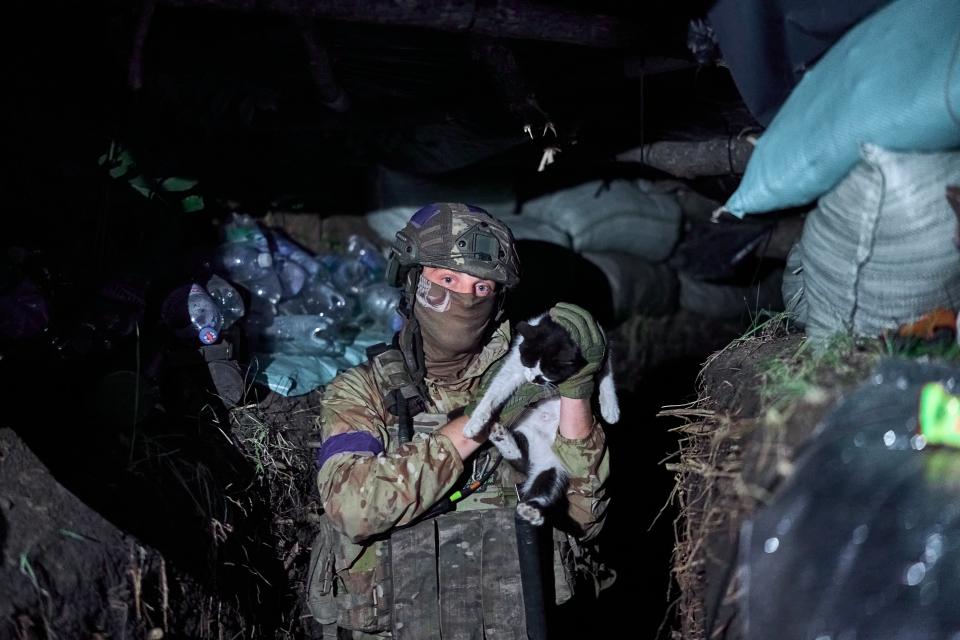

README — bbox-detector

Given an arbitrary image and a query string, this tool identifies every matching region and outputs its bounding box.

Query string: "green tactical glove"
[549,302,606,399]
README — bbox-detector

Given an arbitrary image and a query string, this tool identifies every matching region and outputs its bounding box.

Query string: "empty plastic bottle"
[224,212,269,251]
[332,257,377,297]
[245,271,283,305]
[360,282,402,332]
[277,258,308,299]
[248,314,343,356]
[299,279,352,323]
[205,274,245,329]
[271,232,325,277]
[216,243,273,283]
[345,234,387,274]
[161,283,223,345]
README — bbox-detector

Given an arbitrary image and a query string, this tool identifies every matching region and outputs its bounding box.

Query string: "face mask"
[413,275,495,380]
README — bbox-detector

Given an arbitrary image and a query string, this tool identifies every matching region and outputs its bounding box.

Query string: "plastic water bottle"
[205,274,245,329]
[245,271,283,305]
[248,314,343,355]
[300,279,352,323]
[277,258,308,299]
[345,235,387,274]
[272,232,325,277]
[217,243,273,283]
[224,213,269,251]
[332,257,376,297]
[360,282,402,332]
[161,283,223,345]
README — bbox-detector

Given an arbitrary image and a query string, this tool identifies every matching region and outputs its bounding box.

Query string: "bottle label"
[199,326,220,345]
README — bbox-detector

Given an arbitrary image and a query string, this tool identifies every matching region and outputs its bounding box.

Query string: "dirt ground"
[669,324,880,639]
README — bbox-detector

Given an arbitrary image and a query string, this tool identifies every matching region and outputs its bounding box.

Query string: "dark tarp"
[738,359,960,640]
[708,0,892,125]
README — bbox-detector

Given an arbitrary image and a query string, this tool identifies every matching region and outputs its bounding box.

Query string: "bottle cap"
[198,326,220,345]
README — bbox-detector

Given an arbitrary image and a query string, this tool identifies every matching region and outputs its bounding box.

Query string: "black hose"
[515,512,549,640]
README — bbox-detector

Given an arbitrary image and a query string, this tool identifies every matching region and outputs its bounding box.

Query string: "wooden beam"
[156,0,639,49]
[616,138,755,178]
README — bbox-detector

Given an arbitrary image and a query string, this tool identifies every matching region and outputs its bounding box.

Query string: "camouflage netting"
[666,322,876,639]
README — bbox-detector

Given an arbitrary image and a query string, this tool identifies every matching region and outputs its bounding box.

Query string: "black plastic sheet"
[708,0,892,125]
[740,359,960,640]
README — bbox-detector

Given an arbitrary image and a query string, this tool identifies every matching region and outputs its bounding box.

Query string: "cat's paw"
[600,401,620,424]
[516,503,545,526]
[490,423,523,460]
[463,413,489,439]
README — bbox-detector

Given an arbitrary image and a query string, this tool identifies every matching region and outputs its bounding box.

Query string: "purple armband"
[315,431,385,470]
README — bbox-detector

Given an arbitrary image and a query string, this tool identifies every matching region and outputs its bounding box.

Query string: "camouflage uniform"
[308,202,611,639]
[311,320,610,638]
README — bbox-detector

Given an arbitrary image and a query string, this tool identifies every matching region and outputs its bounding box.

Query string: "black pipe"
[515,512,548,640]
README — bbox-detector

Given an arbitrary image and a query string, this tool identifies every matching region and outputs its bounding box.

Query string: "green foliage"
[758,331,872,412]
[98,141,206,213]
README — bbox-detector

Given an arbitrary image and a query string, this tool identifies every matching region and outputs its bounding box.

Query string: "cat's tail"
[598,351,620,424]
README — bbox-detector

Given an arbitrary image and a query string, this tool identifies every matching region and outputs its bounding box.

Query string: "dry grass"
[665,316,880,639]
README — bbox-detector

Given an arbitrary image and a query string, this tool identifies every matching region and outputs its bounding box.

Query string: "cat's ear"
[516,321,534,339]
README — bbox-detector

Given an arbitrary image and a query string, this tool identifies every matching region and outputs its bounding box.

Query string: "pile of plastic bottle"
[161,213,402,396]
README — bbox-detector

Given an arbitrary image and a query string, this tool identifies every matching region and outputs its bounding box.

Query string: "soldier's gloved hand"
[549,302,606,399]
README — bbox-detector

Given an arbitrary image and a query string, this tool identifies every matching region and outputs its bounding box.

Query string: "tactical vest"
[307,353,583,638]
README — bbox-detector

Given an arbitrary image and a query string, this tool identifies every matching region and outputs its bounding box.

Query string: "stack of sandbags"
[722,0,960,218]
[782,145,960,345]
[365,179,697,322]
[520,178,682,261]
[365,206,574,248]
[582,251,678,320]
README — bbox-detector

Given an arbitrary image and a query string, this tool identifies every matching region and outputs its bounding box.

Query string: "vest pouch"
[308,514,393,633]
[306,517,338,626]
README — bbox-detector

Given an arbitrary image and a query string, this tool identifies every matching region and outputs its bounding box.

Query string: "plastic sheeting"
[708,0,891,126]
[723,0,960,216]
[739,359,960,640]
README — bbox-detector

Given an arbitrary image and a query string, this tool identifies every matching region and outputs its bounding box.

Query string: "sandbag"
[582,251,677,321]
[365,206,572,248]
[520,179,682,261]
[723,0,960,216]
[781,243,807,327]
[796,145,960,346]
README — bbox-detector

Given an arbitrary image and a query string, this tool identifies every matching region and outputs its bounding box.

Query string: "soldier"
[307,203,611,639]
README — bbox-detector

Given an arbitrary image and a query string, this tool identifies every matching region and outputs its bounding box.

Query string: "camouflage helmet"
[386,203,521,288]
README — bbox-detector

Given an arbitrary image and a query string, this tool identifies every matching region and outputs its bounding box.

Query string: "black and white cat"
[463,313,620,525]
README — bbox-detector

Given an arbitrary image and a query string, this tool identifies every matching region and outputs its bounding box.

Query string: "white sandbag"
[582,251,678,320]
[365,206,418,244]
[521,179,682,261]
[781,243,807,327]
[678,268,784,319]
[798,145,960,345]
[502,215,572,248]
[365,207,572,248]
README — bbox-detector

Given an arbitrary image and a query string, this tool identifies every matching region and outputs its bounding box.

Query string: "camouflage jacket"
[316,321,610,543]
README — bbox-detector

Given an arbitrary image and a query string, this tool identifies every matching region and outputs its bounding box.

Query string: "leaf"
[161,176,199,192]
[181,195,205,212]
